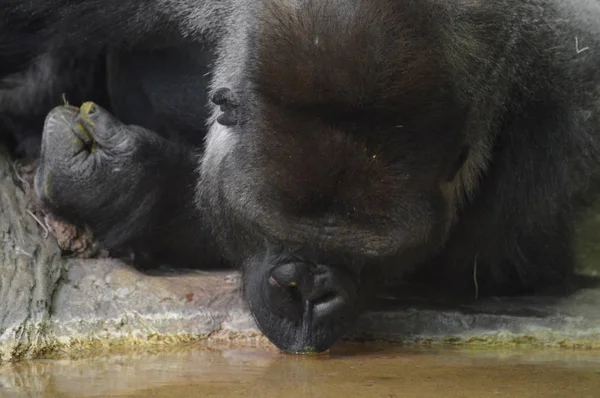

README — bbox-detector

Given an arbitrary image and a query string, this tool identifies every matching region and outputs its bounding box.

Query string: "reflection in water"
[1,344,600,397]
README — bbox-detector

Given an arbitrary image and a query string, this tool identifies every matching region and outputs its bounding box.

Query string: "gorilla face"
[200,99,468,353]
[199,1,470,353]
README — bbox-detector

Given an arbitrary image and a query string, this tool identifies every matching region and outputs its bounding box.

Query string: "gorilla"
[1,0,600,354]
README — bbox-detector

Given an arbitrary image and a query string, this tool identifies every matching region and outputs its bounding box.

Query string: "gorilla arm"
[0,0,232,78]
[35,102,224,269]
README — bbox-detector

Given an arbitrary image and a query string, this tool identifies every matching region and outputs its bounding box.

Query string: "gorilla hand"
[34,103,212,268]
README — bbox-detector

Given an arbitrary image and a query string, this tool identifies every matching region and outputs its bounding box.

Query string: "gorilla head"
[199,1,473,353]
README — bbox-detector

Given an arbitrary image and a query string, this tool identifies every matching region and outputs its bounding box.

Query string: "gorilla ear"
[211,87,239,126]
[445,146,470,182]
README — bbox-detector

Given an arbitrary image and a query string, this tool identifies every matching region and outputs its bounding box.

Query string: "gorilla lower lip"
[282,299,323,355]
[283,347,330,355]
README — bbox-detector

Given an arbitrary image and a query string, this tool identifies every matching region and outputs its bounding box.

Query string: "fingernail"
[80,102,97,116]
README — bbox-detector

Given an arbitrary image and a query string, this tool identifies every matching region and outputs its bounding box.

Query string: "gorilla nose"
[267,262,358,328]
[245,257,362,355]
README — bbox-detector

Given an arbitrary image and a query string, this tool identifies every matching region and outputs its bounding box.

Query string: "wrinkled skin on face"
[197,2,471,353]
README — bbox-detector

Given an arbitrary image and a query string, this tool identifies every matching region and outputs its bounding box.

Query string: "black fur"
[1,0,600,353]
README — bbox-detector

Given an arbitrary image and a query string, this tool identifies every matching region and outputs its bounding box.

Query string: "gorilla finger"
[41,106,89,160]
[72,121,95,148]
[77,102,131,149]
[34,142,91,208]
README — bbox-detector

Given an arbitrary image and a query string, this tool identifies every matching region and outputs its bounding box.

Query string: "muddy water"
[1,344,600,398]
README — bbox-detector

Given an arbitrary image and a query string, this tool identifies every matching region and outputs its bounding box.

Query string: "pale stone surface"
[1,145,600,363]
[48,260,256,343]
[351,288,600,347]
[0,146,65,362]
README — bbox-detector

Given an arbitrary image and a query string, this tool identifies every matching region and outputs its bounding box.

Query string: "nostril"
[311,290,351,320]
[265,263,310,319]
[311,291,338,306]
[266,261,358,324]
[270,262,312,289]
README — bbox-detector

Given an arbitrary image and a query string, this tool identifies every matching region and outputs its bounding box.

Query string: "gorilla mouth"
[244,257,361,354]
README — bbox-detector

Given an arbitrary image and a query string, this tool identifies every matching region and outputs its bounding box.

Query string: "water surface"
[1,344,600,397]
